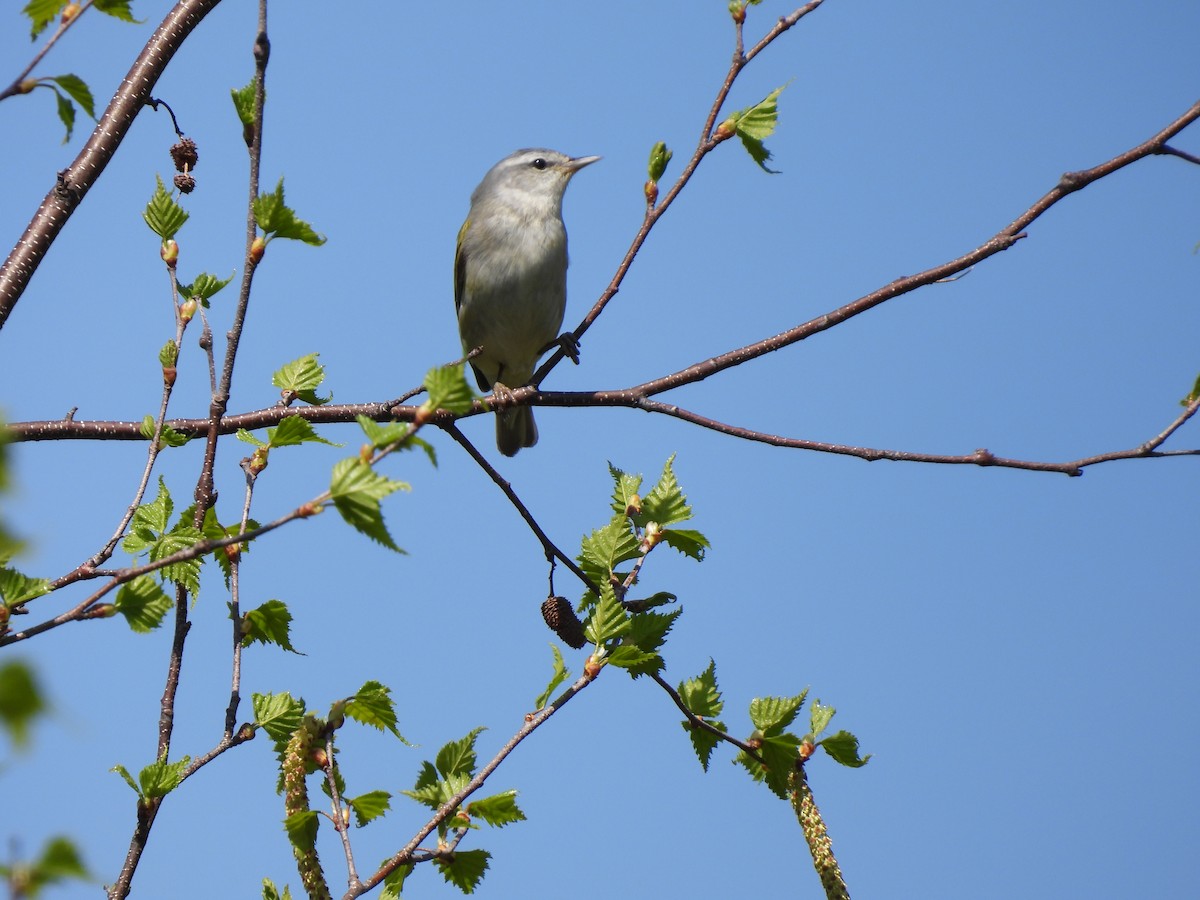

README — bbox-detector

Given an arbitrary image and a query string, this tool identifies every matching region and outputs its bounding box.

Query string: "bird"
[454,148,600,456]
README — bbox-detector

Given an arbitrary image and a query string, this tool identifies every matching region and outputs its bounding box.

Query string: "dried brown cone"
[541,595,587,649]
[170,137,199,172]
[173,173,196,194]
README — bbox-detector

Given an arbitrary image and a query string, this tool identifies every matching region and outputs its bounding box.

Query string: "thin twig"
[0,0,97,103]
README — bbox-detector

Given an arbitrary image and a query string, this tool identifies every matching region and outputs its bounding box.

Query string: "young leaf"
[253,692,306,751]
[237,429,268,448]
[283,809,319,852]
[577,516,640,603]
[820,730,871,768]
[231,81,256,127]
[176,271,233,307]
[150,520,204,594]
[94,0,140,23]
[139,755,191,798]
[240,599,300,653]
[584,588,630,645]
[679,659,723,718]
[110,764,142,798]
[0,566,50,605]
[467,790,526,828]
[748,692,808,735]
[330,458,408,552]
[50,74,95,119]
[347,790,392,827]
[621,608,683,677]
[261,879,293,900]
[809,699,835,738]
[115,576,171,633]
[268,415,339,448]
[607,462,643,517]
[140,415,190,448]
[272,353,330,405]
[639,455,692,527]
[379,863,411,900]
[0,660,47,748]
[436,727,486,779]
[434,849,490,894]
[143,175,190,240]
[24,0,61,38]
[660,528,709,562]
[737,732,801,798]
[683,719,723,773]
[534,644,570,711]
[52,85,76,143]
[423,364,476,415]
[31,835,90,887]
[605,644,659,673]
[723,84,788,173]
[123,477,173,555]
[254,178,326,245]
[344,680,407,742]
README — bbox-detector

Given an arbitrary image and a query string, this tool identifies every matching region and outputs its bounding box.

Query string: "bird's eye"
[530,157,547,170]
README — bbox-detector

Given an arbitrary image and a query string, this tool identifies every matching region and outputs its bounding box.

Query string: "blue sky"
[1,2,1198,898]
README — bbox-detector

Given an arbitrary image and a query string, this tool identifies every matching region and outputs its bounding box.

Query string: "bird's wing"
[454,217,469,313]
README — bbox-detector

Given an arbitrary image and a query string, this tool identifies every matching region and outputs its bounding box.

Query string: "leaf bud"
[297,501,321,518]
[714,118,738,141]
[247,447,269,475]
[640,521,663,553]
[309,747,330,770]
[625,493,642,518]
[162,365,176,386]
[179,297,198,324]
[647,141,673,182]
[61,3,81,24]
[799,740,816,761]
[359,443,373,463]
[583,654,605,680]
[249,236,266,264]
[224,542,241,564]
[88,603,117,619]
[643,180,658,207]
[17,79,37,95]
[160,239,179,268]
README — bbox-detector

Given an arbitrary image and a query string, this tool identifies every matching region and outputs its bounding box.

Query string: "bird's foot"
[544,332,581,365]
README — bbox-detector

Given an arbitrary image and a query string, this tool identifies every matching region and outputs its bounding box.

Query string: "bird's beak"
[567,155,602,173]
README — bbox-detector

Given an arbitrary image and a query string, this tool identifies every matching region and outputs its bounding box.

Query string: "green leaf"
[231,81,256,127]
[31,835,90,887]
[0,566,50,605]
[110,764,141,798]
[52,86,75,144]
[357,416,408,449]
[647,141,673,182]
[679,659,723,718]
[534,644,569,711]
[283,809,319,852]
[272,353,330,405]
[624,591,677,613]
[94,0,141,23]
[809,699,835,738]
[241,599,299,653]
[140,414,190,448]
[268,415,339,448]
[347,790,391,827]
[253,692,306,751]
[679,660,725,771]
[467,790,525,828]
[820,730,871,768]
[738,732,801,798]
[1181,371,1200,406]
[143,175,190,240]
[330,458,408,552]
[423,364,476,415]
[434,849,490,895]
[139,755,191,798]
[24,0,61,38]
[345,680,407,742]
[0,660,47,748]
[605,644,659,673]
[436,727,486,779]
[115,575,172,633]
[660,527,709,561]
[262,878,293,900]
[621,608,682,677]
[123,478,172,555]
[607,462,643,518]
[379,863,411,900]
[748,692,808,735]
[584,588,629,645]
[151,520,204,593]
[726,84,788,173]
[176,271,233,307]
[577,515,640,605]
[639,455,692,527]
[254,178,326,245]
[50,74,95,119]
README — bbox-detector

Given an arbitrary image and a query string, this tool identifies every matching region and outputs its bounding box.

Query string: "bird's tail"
[496,407,538,457]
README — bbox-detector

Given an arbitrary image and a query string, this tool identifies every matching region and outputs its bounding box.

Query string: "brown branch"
[0,0,226,330]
